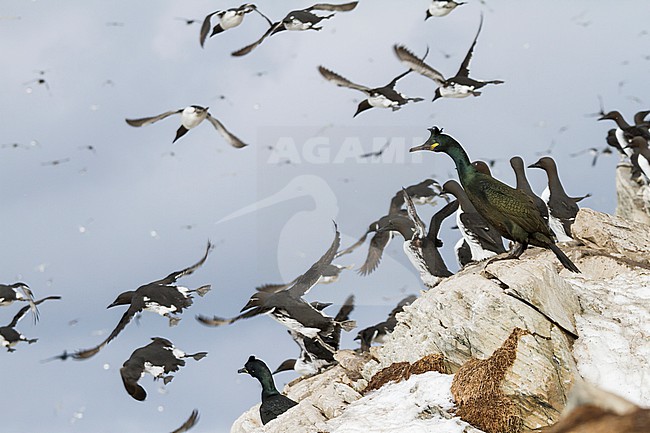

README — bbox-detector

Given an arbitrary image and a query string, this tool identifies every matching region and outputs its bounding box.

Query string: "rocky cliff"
[230,207,650,433]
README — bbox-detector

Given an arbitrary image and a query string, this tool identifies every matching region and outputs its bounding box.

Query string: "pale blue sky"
[1,1,649,432]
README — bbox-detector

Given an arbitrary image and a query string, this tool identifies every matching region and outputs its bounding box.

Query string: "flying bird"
[120,337,207,401]
[355,294,416,351]
[318,65,423,117]
[378,190,456,287]
[197,226,355,351]
[273,295,355,376]
[0,296,61,352]
[125,105,248,148]
[394,14,503,101]
[0,282,39,323]
[231,2,359,56]
[199,4,272,47]
[68,242,212,360]
[410,127,580,273]
[169,410,200,433]
[239,355,299,424]
[425,0,467,19]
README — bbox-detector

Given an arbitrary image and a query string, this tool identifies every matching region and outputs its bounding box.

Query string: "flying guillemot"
[0,296,60,352]
[126,105,248,148]
[425,0,467,19]
[199,4,272,47]
[120,337,207,401]
[394,14,503,101]
[69,242,212,359]
[318,65,423,117]
[231,2,358,56]
[355,294,416,351]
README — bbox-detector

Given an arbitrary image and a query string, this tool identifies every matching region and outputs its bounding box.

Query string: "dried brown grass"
[364,354,449,394]
[544,405,650,433]
[450,328,530,433]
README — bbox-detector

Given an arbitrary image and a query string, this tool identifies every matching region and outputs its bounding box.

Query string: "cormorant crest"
[428,126,444,136]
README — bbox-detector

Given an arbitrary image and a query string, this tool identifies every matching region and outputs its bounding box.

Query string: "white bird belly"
[220,11,244,30]
[368,94,398,108]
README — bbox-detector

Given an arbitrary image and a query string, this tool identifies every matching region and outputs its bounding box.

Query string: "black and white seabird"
[318,65,423,117]
[336,179,442,275]
[0,282,38,322]
[598,110,650,142]
[71,242,212,359]
[394,14,503,101]
[231,2,358,56]
[200,4,272,47]
[509,156,549,221]
[274,295,354,376]
[120,337,207,401]
[170,410,200,433]
[528,157,590,242]
[442,180,506,264]
[425,0,466,19]
[125,105,248,148]
[197,226,355,350]
[0,296,60,352]
[239,356,298,425]
[626,136,650,183]
[379,190,456,287]
[355,294,416,351]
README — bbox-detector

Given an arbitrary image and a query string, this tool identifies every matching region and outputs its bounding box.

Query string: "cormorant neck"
[443,144,475,180]
[258,373,280,399]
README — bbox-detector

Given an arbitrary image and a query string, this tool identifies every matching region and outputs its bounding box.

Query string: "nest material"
[364,354,449,394]
[544,405,650,433]
[450,328,530,433]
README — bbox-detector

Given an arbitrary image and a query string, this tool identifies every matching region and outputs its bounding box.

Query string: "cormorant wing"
[231,21,284,56]
[199,10,221,47]
[206,114,248,148]
[394,45,446,85]
[152,241,212,285]
[453,13,484,79]
[357,230,391,275]
[474,176,544,236]
[170,410,200,433]
[402,189,426,238]
[307,2,359,12]
[7,296,61,328]
[318,66,371,93]
[125,109,182,127]
[286,226,341,298]
[427,199,459,240]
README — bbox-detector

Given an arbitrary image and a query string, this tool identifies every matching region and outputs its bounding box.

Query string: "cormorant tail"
[549,243,581,273]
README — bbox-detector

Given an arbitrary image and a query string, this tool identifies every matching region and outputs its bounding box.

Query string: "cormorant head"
[238,355,271,379]
[409,126,454,153]
[108,291,135,308]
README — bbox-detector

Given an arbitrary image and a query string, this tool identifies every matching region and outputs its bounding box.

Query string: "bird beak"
[107,302,118,309]
[527,162,541,169]
[237,367,249,374]
[409,142,437,153]
[596,114,607,121]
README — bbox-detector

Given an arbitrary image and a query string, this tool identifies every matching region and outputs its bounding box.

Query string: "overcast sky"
[1,1,649,432]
